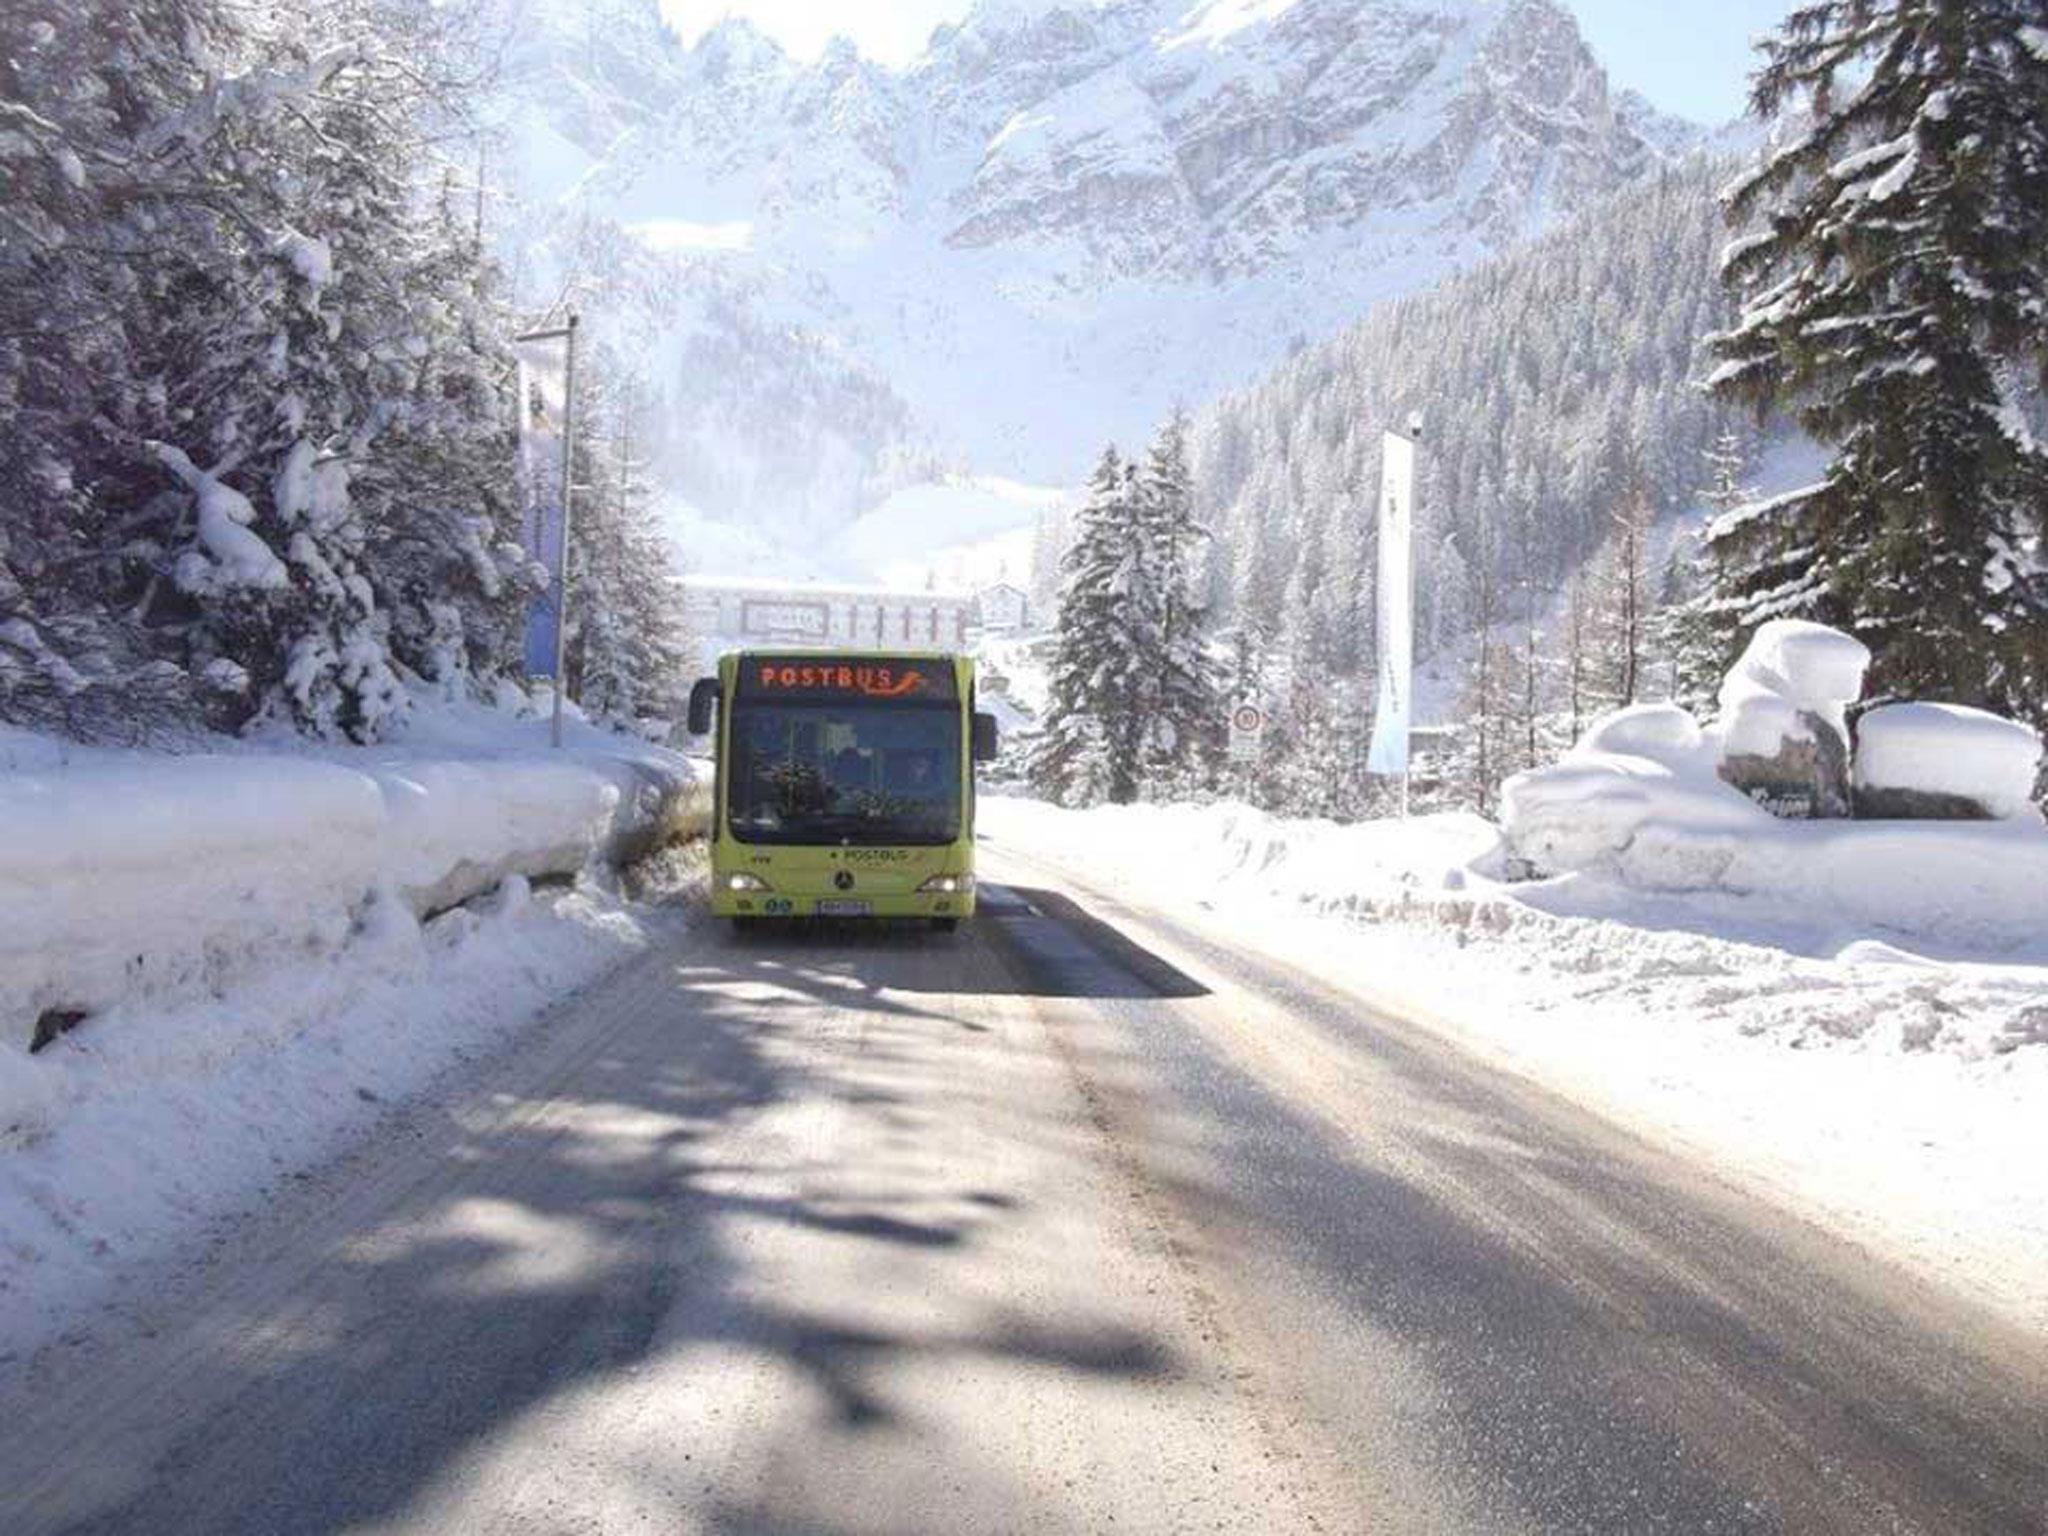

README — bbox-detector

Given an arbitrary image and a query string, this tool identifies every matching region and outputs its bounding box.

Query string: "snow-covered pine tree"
[1218,620,1271,798]
[1027,498,1073,623]
[370,162,542,701]
[1701,431,1752,518]
[1135,410,1222,793]
[1651,537,1720,715]
[0,0,244,739]
[1029,449,1146,806]
[1255,496,1341,814]
[1,0,539,743]
[130,21,428,740]
[1562,565,1595,743]
[1707,0,2048,722]
[566,361,692,726]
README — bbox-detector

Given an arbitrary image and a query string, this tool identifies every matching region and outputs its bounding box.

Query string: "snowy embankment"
[981,795,2048,1329]
[0,700,708,1358]
[0,702,703,1039]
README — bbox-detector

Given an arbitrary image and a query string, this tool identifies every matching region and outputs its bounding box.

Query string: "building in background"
[683,576,974,656]
[974,581,1030,635]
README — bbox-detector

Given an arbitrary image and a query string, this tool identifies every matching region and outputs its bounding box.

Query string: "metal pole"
[551,313,579,749]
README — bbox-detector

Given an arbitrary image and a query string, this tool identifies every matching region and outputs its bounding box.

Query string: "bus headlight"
[917,874,973,894]
[726,872,772,892]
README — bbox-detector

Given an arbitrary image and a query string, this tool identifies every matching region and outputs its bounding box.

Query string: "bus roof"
[725,647,971,664]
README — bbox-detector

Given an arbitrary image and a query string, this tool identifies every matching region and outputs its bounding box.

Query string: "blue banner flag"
[516,334,570,678]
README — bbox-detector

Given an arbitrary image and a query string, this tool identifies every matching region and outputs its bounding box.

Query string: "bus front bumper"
[712,883,977,922]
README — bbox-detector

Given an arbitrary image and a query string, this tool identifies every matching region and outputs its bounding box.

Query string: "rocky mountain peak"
[497,0,1713,534]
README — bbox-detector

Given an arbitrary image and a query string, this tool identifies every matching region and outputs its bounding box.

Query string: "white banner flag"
[516,334,570,678]
[1366,429,1414,778]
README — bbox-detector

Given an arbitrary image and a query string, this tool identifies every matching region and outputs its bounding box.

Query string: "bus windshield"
[728,702,962,845]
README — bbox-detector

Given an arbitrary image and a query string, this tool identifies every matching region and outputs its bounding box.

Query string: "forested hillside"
[1189,153,1754,667]
[1033,0,2048,819]
[1022,151,1776,816]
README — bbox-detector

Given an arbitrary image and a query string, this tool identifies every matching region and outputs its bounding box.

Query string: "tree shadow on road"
[23,932,1176,1536]
[723,885,1210,1002]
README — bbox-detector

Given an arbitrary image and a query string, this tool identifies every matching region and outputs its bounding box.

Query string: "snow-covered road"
[2,851,2043,1534]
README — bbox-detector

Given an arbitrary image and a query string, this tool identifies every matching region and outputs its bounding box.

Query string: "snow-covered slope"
[838,475,1068,590]
[490,0,1709,565]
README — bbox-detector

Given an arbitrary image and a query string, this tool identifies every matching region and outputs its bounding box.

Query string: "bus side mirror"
[972,711,1000,763]
[687,677,721,737]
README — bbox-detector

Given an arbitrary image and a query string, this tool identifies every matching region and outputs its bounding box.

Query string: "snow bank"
[0,700,704,1040]
[1503,703,2048,939]
[1501,703,1769,882]
[989,797,1506,904]
[0,865,693,1360]
[1855,702,2043,820]
[981,794,2048,1327]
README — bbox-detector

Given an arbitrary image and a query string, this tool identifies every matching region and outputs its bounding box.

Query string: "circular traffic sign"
[1231,703,1264,733]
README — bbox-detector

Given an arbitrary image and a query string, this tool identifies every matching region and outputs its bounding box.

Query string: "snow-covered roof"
[681,574,973,601]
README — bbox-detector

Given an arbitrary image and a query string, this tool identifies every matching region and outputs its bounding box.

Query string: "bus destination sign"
[739,655,957,703]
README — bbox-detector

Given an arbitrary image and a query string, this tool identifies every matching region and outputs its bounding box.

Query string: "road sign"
[1228,702,1265,763]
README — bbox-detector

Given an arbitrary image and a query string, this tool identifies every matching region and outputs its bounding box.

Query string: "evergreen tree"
[0,0,250,738]
[1449,512,1513,816]
[1216,620,1260,783]
[1656,434,1751,714]
[1030,449,1142,806]
[1562,564,1596,742]
[567,364,692,725]
[1707,0,2048,721]
[0,0,543,743]
[1701,431,1752,520]
[1135,410,1222,791]
[1653,539,1722,717]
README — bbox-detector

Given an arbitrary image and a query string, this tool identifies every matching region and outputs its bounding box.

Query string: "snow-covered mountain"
[490,0,1710,569]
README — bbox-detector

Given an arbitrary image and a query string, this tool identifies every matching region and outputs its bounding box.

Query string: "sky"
[1570,0,1791,122]
[657,0,1796,124]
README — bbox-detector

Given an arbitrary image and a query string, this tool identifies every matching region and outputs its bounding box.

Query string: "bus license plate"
[816,899,871,917]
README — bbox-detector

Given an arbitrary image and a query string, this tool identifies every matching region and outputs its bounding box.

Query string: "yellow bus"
[688,650,999,931]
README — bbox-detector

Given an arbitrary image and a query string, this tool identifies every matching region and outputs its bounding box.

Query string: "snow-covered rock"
[1575,701,1704,764]
[1500,704,1767,883]
[1854,702,2044,822]
[1719,619,1871,742]
[1716,619,1870,817]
